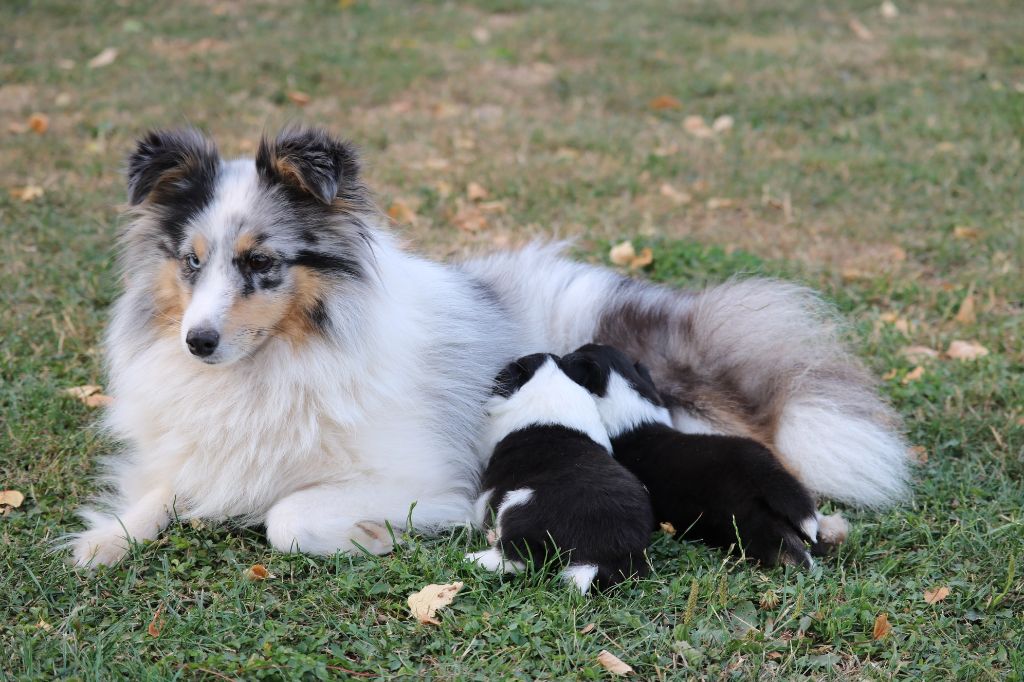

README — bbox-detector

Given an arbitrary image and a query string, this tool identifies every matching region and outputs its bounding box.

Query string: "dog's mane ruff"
[98,198,519,526]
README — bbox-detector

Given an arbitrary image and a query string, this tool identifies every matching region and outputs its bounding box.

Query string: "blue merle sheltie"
[69,125,902,567]
[561,344,851,566]
[466,353,653,594]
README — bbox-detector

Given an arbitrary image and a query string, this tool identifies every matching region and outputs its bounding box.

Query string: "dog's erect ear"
[126,128,219,206]
[256,127,360,205]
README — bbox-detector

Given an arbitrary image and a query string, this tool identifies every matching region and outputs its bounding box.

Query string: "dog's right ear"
[126,128,220,206]
[559,353,607,396]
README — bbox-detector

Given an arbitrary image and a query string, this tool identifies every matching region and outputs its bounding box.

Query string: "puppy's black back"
[484,424,654,588]
[613,423,817,566]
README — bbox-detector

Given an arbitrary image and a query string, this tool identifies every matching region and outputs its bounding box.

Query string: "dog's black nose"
[186,328,220,357]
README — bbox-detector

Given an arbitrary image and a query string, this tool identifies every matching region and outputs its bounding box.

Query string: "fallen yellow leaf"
[0,490,25,510]
[872,613,891,640]
[87,47,118,69]
[597,650,633,676]
[65,385,113,407]
[711,114,734,133]
[387,200,417,226]
[287,91,311,106]
[683,115,713,138]
[881,368,898,381]
[954,293,976,325]
[11,185,44,202]
[880,1,899,19]
[901,365,925,384]
[659,521,676,536]
[580,623,596,634]
[848,17,874,41]
[466,181,489,202]
[244,564,273,581]
[908,445,928,464]
[923,586,950,604]
[706,197,734,210]
[407,582,463,625]
[629,247,653,270]
[649,95,682,111]
[28,113,49,134]
[609,241,636,267]
[453,204,488,232]
[901,346,939,362]
[659,183,692,205]
[953,225,980,240]
[147,604,165,638]
[946,340,989,361]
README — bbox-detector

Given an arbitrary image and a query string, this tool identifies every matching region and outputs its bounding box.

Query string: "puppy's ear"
[256,127,360,204]
[126,128,219,206]
[492,362,527,398]
[559,354,606,396]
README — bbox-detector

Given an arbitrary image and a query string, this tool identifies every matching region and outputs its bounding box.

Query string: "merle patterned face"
[125,126,374,364]
[559,344,664,406]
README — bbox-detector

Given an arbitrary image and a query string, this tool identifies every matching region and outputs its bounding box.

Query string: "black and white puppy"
[466,353,654,594]
[561,344,837,568]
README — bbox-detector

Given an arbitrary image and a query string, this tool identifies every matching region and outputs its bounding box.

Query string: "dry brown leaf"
[683,115,713,138]
[848,17,874,41]
[434,180,452,199]
[953,225,980,240]
[881,368,898,381]
[880,1,899,19]
[659,183,692,205]
[466,181,489,202]
[629,247,654,270]
[954,294,976,325]
[28,113,49,134]
[147,604,164,638]
[0,490,25,510]
[11,185,44,202]
[597,650,633,676]
[65,385,113,407]
[946,340,989,361]
[609,241,636,266]
[35,619,52,631]
[453,205,488,232]
[659,521,676,536]
[901,346,939,362]
[706,197,734,210]
[908,445,928,464]
[477,200,506,214]
[923,586,950,604]
[901,366,925,384]
[471,26,491,45]
[88,47,118,68]
[649,95,682,111]
[711,114,734,133]
[580,623,596,635]
[287,91,311,106]
[8,121,29,134]
[387,200,418,226]
[872,613,891,640]
[244,564,273,581]
[407,582,463,625]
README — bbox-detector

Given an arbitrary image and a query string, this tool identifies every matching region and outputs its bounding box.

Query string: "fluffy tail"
[596,277,910,508]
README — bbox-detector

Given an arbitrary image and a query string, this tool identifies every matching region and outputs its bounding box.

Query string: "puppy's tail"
[596,277,910,508]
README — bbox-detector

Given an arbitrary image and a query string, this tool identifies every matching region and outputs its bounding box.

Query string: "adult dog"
[69,126,908,567]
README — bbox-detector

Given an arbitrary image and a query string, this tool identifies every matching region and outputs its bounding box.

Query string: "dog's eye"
[247,253,274,272]
[183,253,201,271]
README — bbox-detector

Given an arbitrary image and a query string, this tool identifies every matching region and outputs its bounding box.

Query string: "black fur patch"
[289,250,363,280]
[491,353,554,397]
[255,126,361,205]
[560,343,663,406]
[126,128,220,248]
[306,298,330,332]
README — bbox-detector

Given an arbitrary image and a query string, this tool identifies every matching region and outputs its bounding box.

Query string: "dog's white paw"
[349,521,396,555]
[70,526,130,568]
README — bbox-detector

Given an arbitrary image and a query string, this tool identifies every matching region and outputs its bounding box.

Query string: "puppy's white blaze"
[464,548,525,574]
[181,260,233,337]
[483,358,611,453]
[594,372,672,439]
[494,487,534,541]
[560,564,599,595]
[800,516,820,543]
[775,402,909,507]
[671,409,723,436]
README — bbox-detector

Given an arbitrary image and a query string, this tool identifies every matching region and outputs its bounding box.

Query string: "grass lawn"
[2,0,1022,679]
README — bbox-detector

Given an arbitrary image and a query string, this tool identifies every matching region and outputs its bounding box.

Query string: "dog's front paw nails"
[71,527,130,568]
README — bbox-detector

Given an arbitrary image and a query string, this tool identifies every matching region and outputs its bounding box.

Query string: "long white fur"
[480,357,612,455]
[70,143,908,566]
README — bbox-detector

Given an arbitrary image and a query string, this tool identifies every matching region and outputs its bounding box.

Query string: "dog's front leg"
[71,485,174,568]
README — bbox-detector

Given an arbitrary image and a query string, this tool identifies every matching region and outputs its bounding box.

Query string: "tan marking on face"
[153,260,189,336]
[233,232,257,257]
[221,266,326,348]
[191,235,208,261]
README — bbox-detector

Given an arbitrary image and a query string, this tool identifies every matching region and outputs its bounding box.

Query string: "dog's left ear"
[256,127,360,205]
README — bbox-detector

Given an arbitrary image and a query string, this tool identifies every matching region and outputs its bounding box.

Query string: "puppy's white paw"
[465,547,525,574]
[70,526,130,568]
[349,521,396,556]
[816,512,850,546]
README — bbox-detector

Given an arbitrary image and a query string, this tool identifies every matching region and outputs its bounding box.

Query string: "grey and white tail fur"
[462,244,909,508]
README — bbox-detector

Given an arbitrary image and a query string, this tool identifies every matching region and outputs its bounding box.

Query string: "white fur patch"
[464,547,526,574]
[560,563,599,594]
[800,516,820,543]
[594,372,673,438]
[816,512,850,545]
[494,487,534,541]
[482,358,611,453]
[671,409,723,436]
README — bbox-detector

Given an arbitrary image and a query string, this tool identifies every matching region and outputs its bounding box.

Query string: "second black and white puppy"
[466,353,654,594]
[561,344,840,568]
